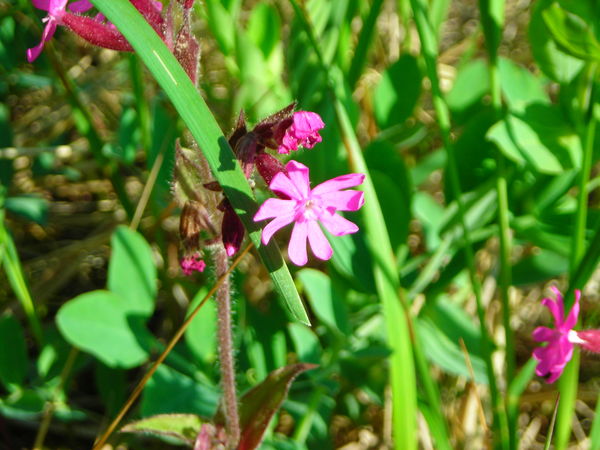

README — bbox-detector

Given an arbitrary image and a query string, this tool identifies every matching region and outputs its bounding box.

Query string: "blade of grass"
[89,0,309,325]
[347,0,384,88]
[289,2,453,448]
[0,216,43,346]
[407,0,509,446]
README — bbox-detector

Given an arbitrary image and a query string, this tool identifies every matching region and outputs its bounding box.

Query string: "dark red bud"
[234,132,258,180]
[255,152,286,187]
[221,203,245,257]
[62,14,132,52]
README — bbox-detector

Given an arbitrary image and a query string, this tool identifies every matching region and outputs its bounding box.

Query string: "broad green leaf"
[0,315,28,388]
[121,413,203,446]
[498,58,549,114]
[107,226,156,317]
[141,365,219,418]
[373,54,422,129]
[326,230,376,294]
[234,364,317,450]
[529,0,584,83]
[446,59,490,119]
[91,0,309,324]
[297,269,349,335]
[0,389,45,420]
[512,249,569,285]
[56,290,150,368]
[4,195,48,225]
[288,323,321,365]
[184,289,217,365]
[487,107,581,174]
[542,2,600,61]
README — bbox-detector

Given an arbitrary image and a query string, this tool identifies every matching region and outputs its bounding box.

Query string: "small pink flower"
[532,287,581,383]
[27,0,93,62]
[254,160,364,266]
[180,255,206,276]
[277,111,325,154]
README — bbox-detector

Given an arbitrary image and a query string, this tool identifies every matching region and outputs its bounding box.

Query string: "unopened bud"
[221,202,245,257]
[576,330,600,353]
[255,152,286,187]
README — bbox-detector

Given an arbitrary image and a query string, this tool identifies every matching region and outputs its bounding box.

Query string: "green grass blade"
[347,0,384,87]
[89,0,309,325]
[0,218,43,345]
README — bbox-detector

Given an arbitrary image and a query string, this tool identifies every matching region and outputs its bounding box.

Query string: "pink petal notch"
[253,160,364,266]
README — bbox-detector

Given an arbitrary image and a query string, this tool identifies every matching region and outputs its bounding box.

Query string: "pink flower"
[532,287,581,383]
[180,255,206,276]
[27,0,93,62]
[254,160,364,266]
[277,111,325,154]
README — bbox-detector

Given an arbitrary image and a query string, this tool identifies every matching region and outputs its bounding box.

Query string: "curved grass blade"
[88,0,309,325]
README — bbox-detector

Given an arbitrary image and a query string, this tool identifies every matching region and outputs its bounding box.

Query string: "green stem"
[556,63,597,450]
[408,0,508,446]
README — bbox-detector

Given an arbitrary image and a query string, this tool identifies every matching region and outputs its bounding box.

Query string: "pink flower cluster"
[180,254,206,276]
[277,111,325,154]
[532,287,600,383]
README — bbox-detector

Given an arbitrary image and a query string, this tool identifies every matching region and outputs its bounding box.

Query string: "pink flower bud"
[180,254,206,276]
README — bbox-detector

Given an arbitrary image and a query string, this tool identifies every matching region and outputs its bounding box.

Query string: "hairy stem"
[215,247,240,447]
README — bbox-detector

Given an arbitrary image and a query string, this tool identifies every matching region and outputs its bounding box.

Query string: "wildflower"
[180,254,206,276]
[27,0,92,62]
[276,111,325,154]
[254,160,364,266]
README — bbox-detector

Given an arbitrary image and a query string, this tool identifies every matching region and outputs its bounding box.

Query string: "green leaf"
[0,315,28,388]
[56,291,150,368]
[247,3,281,58]
[542,2,600,61]
[184,290,217,365]
[447,59,490,119]
[498,58,549,114]
[91,0,309,325]
[288,323,322,365]
[4,195,48,225]
[487,106,581,174]
[373,54,422,129]
[512,249,569,285]
[107,226,156,317]
[121,413,203,446]
[297,269,350,335]
[234,364,317,450]
[141,365,219,418]
[529,0,584,83]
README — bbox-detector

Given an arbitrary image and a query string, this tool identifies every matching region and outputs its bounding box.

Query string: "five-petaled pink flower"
[532,287,581,383]
[28,0,93,62]
[277,111,325,154]
[254,160,364,266]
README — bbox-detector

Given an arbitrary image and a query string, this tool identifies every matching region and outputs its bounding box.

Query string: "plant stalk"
[215,247,240,448]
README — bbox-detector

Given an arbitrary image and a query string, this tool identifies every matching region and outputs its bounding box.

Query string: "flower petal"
[254,198,295,221]
[563,289,581,330]
[318,190,364,211]
[285,160,310,198]
[32,0,51,10]
[532,326,556,342]
[312,173,365,195]
[307,221,333,261]
[260,212,295,245]
[288,221,309,266]
[269,171,302,200]
[541,296,563,328]
[69,0,94,12]
[319,211,359,236]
